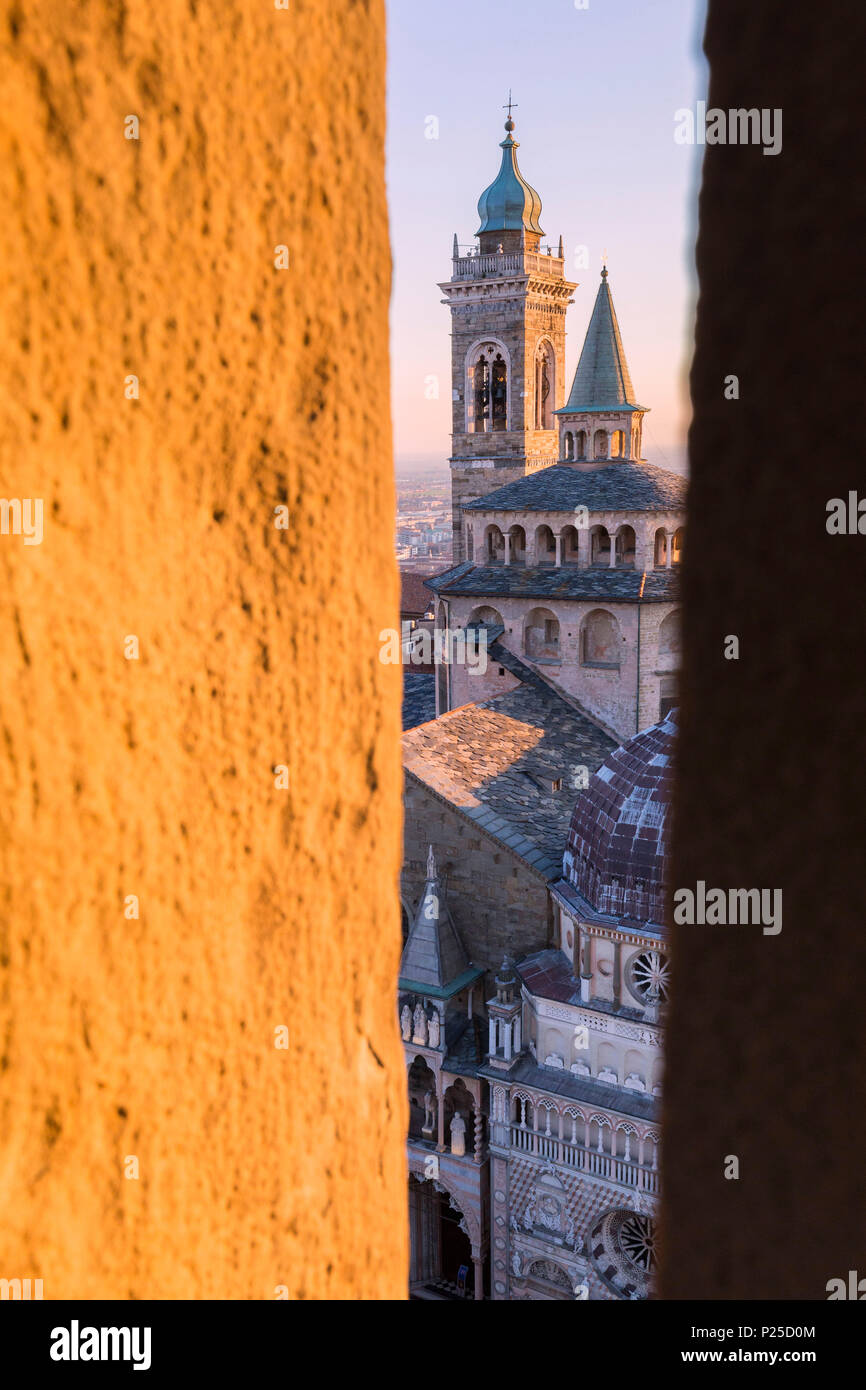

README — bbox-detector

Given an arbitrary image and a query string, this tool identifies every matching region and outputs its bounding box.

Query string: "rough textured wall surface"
[0,0,407,1299]
[401,778,553,982]
[662,0,866,1298]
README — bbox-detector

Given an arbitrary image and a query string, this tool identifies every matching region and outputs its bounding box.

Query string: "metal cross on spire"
[502,90,518,121]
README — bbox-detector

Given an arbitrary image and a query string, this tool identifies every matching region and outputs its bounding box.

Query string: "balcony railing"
[508,1122,660,1193]
[452,250,565,281]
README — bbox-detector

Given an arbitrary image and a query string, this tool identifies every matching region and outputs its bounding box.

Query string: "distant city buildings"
[395,473,453,568]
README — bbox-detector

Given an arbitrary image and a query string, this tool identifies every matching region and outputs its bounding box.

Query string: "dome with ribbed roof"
[564,710,676,924]
[476,117,544,236]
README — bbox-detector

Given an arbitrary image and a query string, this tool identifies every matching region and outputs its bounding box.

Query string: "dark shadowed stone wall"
[662,0,866,1299]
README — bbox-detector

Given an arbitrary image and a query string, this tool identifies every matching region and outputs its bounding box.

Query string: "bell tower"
[439,108,577,562]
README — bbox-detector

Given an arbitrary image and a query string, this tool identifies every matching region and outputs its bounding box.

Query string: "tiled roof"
[518,947,651,1019]
[402,672,436,730]
[557,267,644,413]
[565,709,676,925]
[402,680,616,880]
[427,562,680,603]
[462,462,687,513]
[400,570,438,617]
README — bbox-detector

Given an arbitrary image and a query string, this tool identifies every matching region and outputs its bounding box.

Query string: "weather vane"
[503,90,518,121]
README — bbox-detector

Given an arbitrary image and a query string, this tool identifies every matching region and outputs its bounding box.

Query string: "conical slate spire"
[560,266,645,412]
[399,846,471,991]
[476,115,544,236]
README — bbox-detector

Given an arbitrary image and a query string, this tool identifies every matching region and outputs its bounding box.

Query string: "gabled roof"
[558,267,646,413]
[402,679,615,880]
[462,461,687,514]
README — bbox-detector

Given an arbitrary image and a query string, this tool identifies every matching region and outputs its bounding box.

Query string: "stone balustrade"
[507,1122,660,1193]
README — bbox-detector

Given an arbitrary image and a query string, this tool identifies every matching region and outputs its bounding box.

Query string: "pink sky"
[387,0,708,474]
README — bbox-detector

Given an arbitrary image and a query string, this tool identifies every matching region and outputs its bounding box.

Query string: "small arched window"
[508,525,526,565]
[611,429,625,458]
[658,610,681,663]
[535,345,554,430]
[534,524,556,566]
[491,353,507,431]
[525,607,560,662]
[472,353,489,433]
[564,431,574,461]
[469,346,508,433]
[615,525,636,567]
[575,429,587,460]
[589,525,611,565]
[593,429,608,459]
[484,524,505,564]
[467,604,504,628]
[560,524,580,565]
[581,609,621,668]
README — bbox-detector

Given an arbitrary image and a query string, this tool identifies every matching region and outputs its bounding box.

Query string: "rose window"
[626,949,670,1004]
[619,1212,657,1273]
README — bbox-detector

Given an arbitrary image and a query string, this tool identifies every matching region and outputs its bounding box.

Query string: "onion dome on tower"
[563,709,676,927]
[475,110,544,251]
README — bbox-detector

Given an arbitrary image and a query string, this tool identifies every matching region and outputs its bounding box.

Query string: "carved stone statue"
[511,1250,523,1277]
[538,1194,561,1233]
[450,1112,466,1156]
[400,1004,412,1041]
[422,1090,436,1136]
[412,1002,427,1046]
[427,1011,440,1048]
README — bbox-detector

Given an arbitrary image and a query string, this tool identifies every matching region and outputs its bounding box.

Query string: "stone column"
[436,1071,445,1152]
[489,1017,497,1057]
[473,1255,484,1300]
[577,526,591,568]
[580,927,592,1003]
[608,531,617,566]
[666,532,674,568]
[473,1103,483,1164]
[504,532,511,566]
[554,532,562,567]
[503,1019,512,1061]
